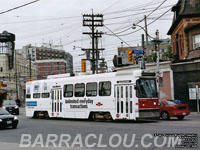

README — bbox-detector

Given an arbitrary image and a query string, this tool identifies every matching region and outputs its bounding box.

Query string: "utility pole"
[29,54,32,80]
[141,34,146,69]
[14,49,19,100]
[27,45,32,81]
[95,30,99,74]
[144,15,149,56]
[82,12,104,74]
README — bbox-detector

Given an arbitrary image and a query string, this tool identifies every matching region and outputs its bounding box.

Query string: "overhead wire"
[0,0,40,15]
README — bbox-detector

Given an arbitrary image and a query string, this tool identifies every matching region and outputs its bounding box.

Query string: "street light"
[132,24,162,101]
[132,23,156,40]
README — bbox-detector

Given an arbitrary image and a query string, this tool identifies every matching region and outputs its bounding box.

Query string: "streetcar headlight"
[14,116,18,120]
[0,119,2,122]
[153,102,156,105]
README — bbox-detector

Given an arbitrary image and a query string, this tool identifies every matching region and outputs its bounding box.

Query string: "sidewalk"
[190,112,200,116]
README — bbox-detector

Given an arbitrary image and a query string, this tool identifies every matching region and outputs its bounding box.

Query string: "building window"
[180,34,184,54]
[0,67,3,72]
[193,34,200,49]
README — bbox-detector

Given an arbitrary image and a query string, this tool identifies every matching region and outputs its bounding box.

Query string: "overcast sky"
[0,0,178,71]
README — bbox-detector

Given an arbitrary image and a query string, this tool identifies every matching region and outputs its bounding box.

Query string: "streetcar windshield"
[136,78,157,98]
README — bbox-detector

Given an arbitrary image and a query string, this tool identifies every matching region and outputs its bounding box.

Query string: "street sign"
[133,50,145,55]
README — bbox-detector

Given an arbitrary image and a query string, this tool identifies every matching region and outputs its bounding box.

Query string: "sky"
[0,0,178,72]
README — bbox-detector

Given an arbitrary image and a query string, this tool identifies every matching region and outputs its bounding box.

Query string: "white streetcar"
[25,70,160,120]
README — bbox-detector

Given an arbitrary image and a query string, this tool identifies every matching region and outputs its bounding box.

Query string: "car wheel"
[177,116,184,120]
[161,111,170,120]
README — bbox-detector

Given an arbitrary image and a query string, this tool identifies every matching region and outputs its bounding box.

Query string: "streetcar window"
[26,94,31,98]
[57,90,59,100]
[130,101,133,113]
[64,84,73,97]
[86,82,97,97]
[136,79,157,98]
[130,86,133,98]
[121,86,123,98]
[75,83,85,97]
[52,91,54,100]
[42,93,50,98]
[60,90,62,100]
[33,93,40,98]
[117,87,119,98]
[99,81,111,96]
[121,101,123,113]
[126,86,128,98]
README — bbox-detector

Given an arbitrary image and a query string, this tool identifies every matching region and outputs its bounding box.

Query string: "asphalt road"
[0,108,199,150]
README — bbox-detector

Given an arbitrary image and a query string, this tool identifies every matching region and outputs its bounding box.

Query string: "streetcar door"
[115,84,135,120]
[51,88,63,118]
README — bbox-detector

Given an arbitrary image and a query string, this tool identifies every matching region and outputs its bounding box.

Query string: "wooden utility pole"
[82,13,104,74]
[144,15,149,56]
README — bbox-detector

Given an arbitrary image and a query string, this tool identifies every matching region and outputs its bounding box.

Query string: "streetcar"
[25,69,160,120]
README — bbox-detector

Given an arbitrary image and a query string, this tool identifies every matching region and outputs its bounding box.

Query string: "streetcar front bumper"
[138,108,160,119]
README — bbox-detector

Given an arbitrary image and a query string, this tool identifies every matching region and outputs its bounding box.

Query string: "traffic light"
[81,59,86,72]
[127,50,133,62]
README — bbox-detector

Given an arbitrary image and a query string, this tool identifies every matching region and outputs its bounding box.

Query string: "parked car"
[0,108,18,129]
[2,100,19,115]
[159,100,190,120]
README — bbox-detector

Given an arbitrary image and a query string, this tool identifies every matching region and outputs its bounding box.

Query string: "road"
[0,108,199,150]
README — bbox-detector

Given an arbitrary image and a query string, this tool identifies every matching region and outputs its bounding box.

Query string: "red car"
[159,100,190,120]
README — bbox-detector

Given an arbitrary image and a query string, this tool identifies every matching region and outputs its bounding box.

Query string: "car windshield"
[165,100,177,106]
[3,100,16,106]
[0,108,10,115]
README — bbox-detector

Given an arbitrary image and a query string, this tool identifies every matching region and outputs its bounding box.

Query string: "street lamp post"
[151,30,162,101]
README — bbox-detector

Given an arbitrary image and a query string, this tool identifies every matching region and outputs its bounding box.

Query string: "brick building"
[36,60,67,79]
[18,45,73,80]
[167,0,200,111]
[168,0,200,60]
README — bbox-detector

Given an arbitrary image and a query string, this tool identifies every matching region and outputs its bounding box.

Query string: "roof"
[168,0,200,35]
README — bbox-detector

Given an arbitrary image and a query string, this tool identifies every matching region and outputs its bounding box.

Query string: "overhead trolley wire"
[0,0,40,15]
